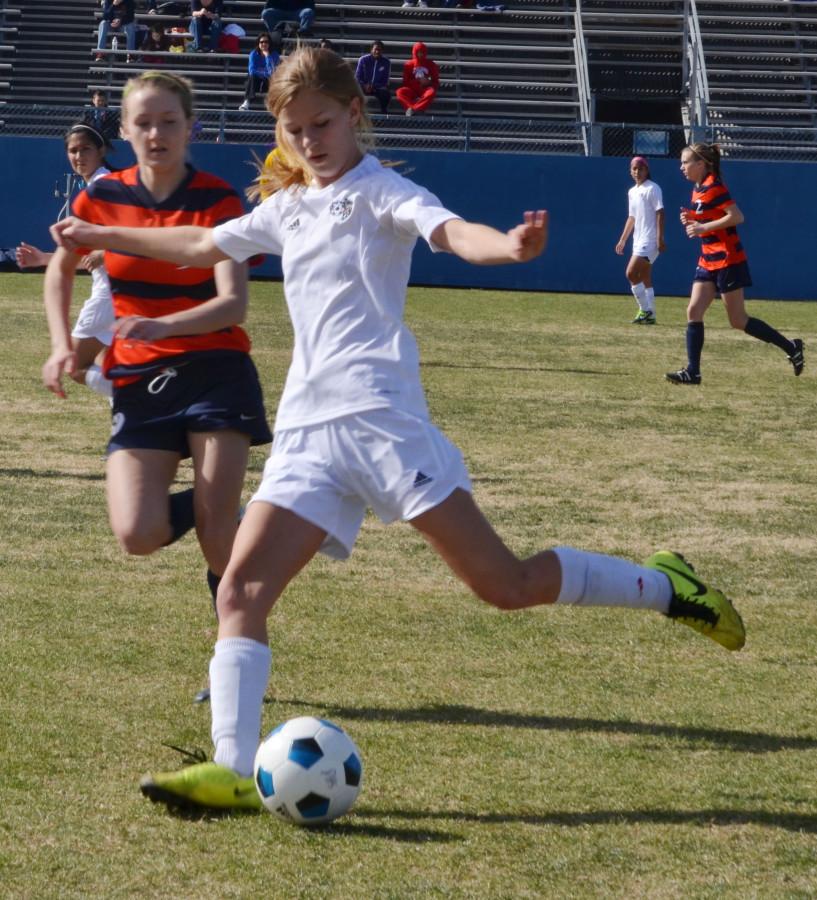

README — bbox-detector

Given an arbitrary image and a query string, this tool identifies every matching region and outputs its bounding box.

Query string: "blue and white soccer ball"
[253,716,363,826]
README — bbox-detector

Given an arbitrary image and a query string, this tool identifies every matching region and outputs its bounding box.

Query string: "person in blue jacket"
[355,40,392,114]
[239,32,281,110]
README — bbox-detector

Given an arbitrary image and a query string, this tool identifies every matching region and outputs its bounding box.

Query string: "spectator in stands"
[318,38,335,50]
[396,42,439,116]
[442,0,506,10]
[87,89,120,140]
[615,156,664,325]
[402,0,429,7]
[239,32,280,110]
[190,0,225,52]
[140,22,172,63]
[355,40,392,115]
[96,0,138,60]
[261,0,315,37]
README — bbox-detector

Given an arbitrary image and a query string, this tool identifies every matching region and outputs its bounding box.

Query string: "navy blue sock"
[165,488,195,546]
[744,317,795,355]
[206,569,221,619]
[686,321,704,375]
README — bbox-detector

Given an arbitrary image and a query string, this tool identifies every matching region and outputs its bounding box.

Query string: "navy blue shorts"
[108,352,273,458]
[694,261,752,295]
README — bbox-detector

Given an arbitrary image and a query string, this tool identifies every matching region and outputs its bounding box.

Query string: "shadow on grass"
[355,806,817,834]
[272,699,817,754]
[422,360,625,378]
[0,466,104,481]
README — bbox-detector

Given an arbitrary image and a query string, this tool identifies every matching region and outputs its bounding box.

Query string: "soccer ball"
[253,716,363,826]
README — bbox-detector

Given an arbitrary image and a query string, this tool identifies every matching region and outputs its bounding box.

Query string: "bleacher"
[0,0,815,159]
[0,0,589,154]
[695,0,817,159]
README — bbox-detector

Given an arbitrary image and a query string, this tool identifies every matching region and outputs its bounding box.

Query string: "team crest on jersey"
[329,198,354,221]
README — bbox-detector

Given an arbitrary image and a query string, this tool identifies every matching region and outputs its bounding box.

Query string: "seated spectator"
[96,0,137,60]
[443,0,506,9]
[239,32,280,110]
[140,22,171,63]
[355,40,392,115]
[396,41,439,116]
[190,0,224,52]
[261,0,315,37]
[402,1,429,7]
[87,89,120,142]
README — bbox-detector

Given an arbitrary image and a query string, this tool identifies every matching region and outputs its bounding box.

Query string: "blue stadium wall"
[1,135,814,300]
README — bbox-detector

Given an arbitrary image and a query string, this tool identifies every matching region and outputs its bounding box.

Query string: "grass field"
[2,272,817,899]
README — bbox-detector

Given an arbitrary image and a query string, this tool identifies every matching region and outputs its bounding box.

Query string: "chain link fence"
[1,104,815,161]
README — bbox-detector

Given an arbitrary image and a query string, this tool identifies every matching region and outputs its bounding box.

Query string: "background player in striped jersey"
[615,155,665,325]
[41,72,272,653]
[666,142,803,385]
[17,122,116,399]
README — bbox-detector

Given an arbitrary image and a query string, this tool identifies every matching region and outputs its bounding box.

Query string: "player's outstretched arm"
[50,217,229,268]
[114,259,249,342]
[432,210,548,265]
[16,241,53,269]
[42,247,80,398]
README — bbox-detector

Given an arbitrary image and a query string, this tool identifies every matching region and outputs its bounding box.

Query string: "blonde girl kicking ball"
[42,72,272,662]
[52,49,745,812]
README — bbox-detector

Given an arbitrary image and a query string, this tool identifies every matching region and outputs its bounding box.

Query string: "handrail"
[573,0,591,156]
[686,0,709,134]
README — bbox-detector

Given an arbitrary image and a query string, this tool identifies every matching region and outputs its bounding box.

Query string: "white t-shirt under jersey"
[628,178,664,256]
[214,153,458,431]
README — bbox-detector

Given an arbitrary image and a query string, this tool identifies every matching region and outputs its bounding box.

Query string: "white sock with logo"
[553,547,671,612]
[630,282,647,310]
[210,637,272,777]
[644,287,656,314]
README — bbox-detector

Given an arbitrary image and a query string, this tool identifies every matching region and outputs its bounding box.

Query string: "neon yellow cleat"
[645,550,746,652]
[140,761,261,812]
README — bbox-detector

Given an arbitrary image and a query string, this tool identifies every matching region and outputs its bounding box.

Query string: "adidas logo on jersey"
[413,470,433,488]
[286,218,300,231]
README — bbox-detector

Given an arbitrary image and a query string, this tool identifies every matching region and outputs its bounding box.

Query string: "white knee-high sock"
[553,546,671,612]
[210,637,272,777]
[630,283,647,310]
[644,287,656,313]
[84,364,113,398]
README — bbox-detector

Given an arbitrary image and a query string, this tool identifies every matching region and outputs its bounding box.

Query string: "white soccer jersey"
[628,179,664,256]
[214,153,459,431]
[71,166,115,345]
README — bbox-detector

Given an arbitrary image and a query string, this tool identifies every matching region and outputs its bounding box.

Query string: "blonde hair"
[121,70,195,121]
[247,47,373,200]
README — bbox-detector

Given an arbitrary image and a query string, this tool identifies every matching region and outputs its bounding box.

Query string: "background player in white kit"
[615,156,665,325]
[52,48,745,812]
[17,122,115,398]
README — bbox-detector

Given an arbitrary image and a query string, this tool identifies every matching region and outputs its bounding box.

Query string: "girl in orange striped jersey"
[666,142,803,385]
[42,71,272,623]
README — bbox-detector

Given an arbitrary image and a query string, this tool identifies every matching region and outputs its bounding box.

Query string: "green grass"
[2,272,817,899]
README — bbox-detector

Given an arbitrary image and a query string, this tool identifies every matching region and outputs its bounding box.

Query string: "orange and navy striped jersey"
[683,173,747,271]
[71,164,251,378]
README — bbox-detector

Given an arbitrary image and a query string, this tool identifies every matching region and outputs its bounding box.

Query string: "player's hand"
[658,237,666,253]
[506,210,548,262]
[81,250,105,272]
[115,315,171,342]
[15,241,48,269]
[42,347,77,398]
[685,221,704,238]
[679,208,690,225]
[615,240,625,256]
[50,217,104,253]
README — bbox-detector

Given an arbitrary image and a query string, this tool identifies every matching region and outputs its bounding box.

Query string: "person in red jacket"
[396,41,439,116]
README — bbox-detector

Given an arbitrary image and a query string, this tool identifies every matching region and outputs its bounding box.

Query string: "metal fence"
[2,104,816,162]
